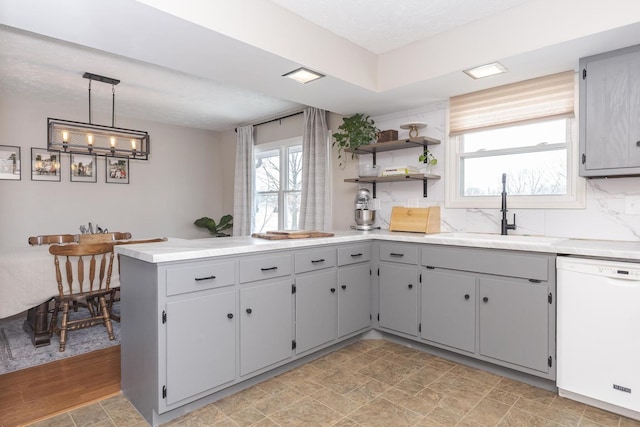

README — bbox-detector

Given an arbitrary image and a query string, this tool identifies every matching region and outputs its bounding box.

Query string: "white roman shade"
[449,71,575,136]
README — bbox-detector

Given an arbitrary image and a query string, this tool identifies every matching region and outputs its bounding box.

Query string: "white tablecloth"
[0,246,120,318]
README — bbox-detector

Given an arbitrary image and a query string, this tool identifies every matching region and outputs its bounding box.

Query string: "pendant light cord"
[112,85,116,127]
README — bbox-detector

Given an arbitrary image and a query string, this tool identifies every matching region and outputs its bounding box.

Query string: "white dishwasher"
[557,256,640,421]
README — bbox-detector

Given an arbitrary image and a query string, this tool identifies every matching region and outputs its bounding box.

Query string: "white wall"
[0,92,225,249]
[360,102,640,242]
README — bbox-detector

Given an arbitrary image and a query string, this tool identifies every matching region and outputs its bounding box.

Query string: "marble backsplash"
[359,102,640,243]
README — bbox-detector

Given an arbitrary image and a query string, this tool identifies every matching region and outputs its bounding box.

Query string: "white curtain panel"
[300,107,329,230]
[233,125,254,236]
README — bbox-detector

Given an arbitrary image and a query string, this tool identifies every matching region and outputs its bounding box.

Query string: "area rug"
[0,303,120,375]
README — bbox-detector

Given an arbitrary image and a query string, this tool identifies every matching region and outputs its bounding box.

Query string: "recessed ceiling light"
[463,62,508,79]
[282,67,325,84]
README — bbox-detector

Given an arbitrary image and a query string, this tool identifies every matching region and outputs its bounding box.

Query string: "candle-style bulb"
[61,131,69,143]
[110,137,116,148]
[87,134,94,146]
[131,139,136,150]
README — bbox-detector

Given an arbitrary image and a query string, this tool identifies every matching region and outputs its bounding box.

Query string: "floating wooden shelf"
[343,135,442,198]
[345,136,440,155]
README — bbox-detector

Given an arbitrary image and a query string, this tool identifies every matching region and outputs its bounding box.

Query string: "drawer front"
[240,253,292,283]
[422,245,551,281]
[337,244,371,266]
[379,243,419,265]
[166,260,235,296]
[295,247,336,274]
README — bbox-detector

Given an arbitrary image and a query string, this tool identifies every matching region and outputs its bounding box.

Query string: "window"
[254,138,302,232]
[446,71,585,209]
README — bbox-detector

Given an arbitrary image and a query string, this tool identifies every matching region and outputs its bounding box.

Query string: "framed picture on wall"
[106,157,129,184]
[31,148,61,182]
[0,145,21,180]
[70,153,97,183]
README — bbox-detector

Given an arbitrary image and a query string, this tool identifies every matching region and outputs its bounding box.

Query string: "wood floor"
[0,345,121,427]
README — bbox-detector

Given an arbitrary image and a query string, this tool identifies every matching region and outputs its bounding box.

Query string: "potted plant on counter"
[194,214,233,237]
[332,113,379,169]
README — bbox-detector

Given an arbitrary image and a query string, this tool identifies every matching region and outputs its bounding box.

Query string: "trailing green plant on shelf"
[194,214,233,237]
[332,113,379,169]
[419,149,438,167]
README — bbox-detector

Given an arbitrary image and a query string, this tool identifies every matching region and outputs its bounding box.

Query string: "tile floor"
[29,340,640,427]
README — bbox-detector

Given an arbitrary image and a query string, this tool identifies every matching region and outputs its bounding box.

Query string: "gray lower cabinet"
[478,277,549,373]
[165,290,236,406]
[295,269,338,354]
[239,279,293,376]
[338,263,371,337]
[420,268,475,353]
[421,245,556,379]
[379,263,419,336]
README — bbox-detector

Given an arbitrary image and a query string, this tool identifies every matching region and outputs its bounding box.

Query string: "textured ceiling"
[270,0,531,54]
[1,0,639,132]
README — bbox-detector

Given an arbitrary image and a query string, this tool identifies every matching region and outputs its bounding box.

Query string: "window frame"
[445,109,585,209]
[253,136,303,232]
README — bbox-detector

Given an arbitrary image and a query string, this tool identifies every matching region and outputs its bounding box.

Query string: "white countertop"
[115,230,640,264]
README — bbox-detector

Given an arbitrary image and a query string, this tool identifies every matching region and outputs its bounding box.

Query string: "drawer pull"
[227,313,234,319]
[390,253,404,257]
[311,259,325,264]
[261,266,278,271]
[350,253,363,257]
[194,275,216,282]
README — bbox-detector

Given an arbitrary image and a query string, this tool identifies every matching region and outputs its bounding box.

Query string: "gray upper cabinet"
[579,44,640,177]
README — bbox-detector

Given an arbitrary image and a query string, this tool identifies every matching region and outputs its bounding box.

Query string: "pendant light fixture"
[47,72,150,160]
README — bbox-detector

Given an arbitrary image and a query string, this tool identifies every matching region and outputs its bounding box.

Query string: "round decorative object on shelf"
[400,122,427,138]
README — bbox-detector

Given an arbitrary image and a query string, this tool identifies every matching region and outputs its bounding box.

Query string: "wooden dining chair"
[78,232,132,244]
[28,234,79,246]
[48,242,116,352]
[106,237,168,322]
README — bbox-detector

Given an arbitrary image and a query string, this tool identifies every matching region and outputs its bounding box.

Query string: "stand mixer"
[352,188,379,231]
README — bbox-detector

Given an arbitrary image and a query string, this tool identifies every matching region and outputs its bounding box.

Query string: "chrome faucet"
[501,173,516,235]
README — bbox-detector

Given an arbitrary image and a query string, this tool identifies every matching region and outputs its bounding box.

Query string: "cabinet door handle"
[464,294,470,300]
[350,253,363,258]
[390,253,404,257]
[194,275,216,281]
[483,297,489,303]
[227,313,234,319]
[636,140,640,147]
[261,266,278,271]
[330,288,336,293]
[311,259,325,264]
[408,284,414,289]
[341,285,347,290]
[246,308,252,314]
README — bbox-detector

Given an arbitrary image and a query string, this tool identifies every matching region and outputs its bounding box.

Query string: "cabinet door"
[582,47,640,172]
[338,263,371,337]
[478,277,549,373]
[240,280,293,376]
[165,291,236,406]
[295,270,337,354]
[379,263,418,336]
[421,269,476,353]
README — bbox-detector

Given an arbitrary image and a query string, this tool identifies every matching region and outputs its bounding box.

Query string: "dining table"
[0,245,120,347]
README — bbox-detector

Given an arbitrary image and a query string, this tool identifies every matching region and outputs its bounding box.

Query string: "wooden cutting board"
[252,231,335,240]
[389,206,441,233]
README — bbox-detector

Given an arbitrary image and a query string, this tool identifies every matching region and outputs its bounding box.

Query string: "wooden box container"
[388,206,441,234]
[377,129,398,143]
